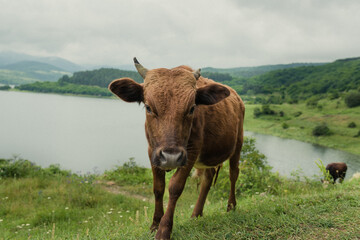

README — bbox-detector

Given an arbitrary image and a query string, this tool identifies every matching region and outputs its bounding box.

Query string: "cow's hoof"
[150,222,159,232]
[155,229,171,240]
[227,203,235,212]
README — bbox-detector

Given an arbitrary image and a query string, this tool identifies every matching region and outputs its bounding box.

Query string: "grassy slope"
[1,174,359,239]
[244,99,360,156]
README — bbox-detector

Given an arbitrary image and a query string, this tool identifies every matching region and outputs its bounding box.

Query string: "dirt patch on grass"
[95,180,152,202]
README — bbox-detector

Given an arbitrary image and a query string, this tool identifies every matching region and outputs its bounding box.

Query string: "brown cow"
[109,58,245,240]
[326,162,347,183]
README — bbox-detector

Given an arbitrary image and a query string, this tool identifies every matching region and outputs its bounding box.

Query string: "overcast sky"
[1,0,360,68]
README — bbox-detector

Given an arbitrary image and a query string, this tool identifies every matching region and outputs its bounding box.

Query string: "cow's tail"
[213,165,222,186]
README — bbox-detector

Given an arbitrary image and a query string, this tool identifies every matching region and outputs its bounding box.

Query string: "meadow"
[244,98,360,156]
[1,139,360,239]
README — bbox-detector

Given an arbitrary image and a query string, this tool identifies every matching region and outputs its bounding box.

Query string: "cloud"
[1,0,360,68]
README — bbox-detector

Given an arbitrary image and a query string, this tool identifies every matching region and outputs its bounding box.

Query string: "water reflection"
[1,91,359,178]
[245,131,360,179]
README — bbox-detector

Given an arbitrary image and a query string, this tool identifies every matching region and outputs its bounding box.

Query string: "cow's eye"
[145,104,152,114]
[189,105,196,115]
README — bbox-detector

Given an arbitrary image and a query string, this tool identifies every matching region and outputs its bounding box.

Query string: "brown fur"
[109,65,244,240]
[326,162,347,183]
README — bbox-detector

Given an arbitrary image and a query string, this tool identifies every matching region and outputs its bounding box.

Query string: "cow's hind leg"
[227,136,243,211]
[191,168,216,217]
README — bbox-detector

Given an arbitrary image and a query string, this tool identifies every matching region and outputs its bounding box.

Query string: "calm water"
[1,91,359,178]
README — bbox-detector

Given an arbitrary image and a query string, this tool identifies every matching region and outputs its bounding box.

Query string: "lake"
[1,91,359,178]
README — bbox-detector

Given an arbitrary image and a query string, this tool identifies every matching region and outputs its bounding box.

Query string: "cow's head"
[109,58,230,170]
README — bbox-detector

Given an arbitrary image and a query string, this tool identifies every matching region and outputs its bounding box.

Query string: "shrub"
[0,85,11,90]
[0,156,71,178]
[253,107,261,118]
[345,91,360,108]
[103,158,152,185]
[282,123,289,129]
[288,98,298,104]
[315,159,332,182]
[354,130,360,138]
[312,123,332,136]
[262,105,276,115]
[306,99,318,108]
[293,111,302,117]
[348,122,357,128]
[213,137,281,197]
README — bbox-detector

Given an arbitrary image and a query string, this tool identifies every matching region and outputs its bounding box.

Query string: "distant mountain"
[0,51,83,72]
[203,62,327,78]
[0,60,71,85]
[2,61,64,72]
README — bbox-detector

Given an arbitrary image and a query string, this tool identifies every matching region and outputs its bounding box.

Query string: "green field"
[1,145,360,239]
[244,98,360,156]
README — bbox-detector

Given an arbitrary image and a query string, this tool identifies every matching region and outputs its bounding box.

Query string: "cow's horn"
[193,68,201,80]
[133,57,148,79]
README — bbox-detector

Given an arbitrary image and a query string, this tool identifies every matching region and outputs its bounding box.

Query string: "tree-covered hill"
[59,68,143,88]
[203,62,326,78]
[241,57,360,99]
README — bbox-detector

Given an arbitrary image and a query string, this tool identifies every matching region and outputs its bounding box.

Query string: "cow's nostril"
[162,151,182,162]
[177,151,183,162]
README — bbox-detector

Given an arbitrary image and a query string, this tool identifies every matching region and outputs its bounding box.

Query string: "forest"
[1,57,359,103]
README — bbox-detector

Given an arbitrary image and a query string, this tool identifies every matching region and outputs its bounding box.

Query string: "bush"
[262,105,276,115]
[306,99,318,108]
[329,91,340,100]
[293,111,302,117]
[0,156,71,178]
[0,85,11,90]
[253,107,261,118]
[312,123,332,136]
[103,158,152,185]
[354,130,360,138]
[345,91,360,108]
[213,137,281,197]
[348,122,357,128]
[282,123,289,129]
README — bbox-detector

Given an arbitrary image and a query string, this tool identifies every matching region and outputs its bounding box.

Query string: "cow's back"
[194,77,245,167]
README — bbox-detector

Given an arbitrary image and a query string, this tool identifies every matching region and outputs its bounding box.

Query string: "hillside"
[0,51,83,72]
[0,61,71,85]
[203,62,326,78]
[241,57,360,99]
[59,68,143,87]
[2,61,64,72]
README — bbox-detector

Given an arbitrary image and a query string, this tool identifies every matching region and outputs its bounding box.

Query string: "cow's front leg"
[155,166,192,240]
[150,166,165,232]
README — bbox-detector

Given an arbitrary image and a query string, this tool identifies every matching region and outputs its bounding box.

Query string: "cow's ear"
[195,84,230,105]
[108,78,144,103]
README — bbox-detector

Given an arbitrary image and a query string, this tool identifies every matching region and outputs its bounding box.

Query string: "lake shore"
[244,100,360,156]
[3,89,360,157]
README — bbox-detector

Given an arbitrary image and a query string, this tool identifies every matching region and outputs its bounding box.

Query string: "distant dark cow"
[109,58,245,240]
[326,162,347,183]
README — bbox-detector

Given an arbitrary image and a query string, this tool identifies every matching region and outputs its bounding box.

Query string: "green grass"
[244,98,360,155]
[1,155,360,239]
[1,174,359,239]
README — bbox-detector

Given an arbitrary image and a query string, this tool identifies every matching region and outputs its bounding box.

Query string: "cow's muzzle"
[152,147,187,170]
